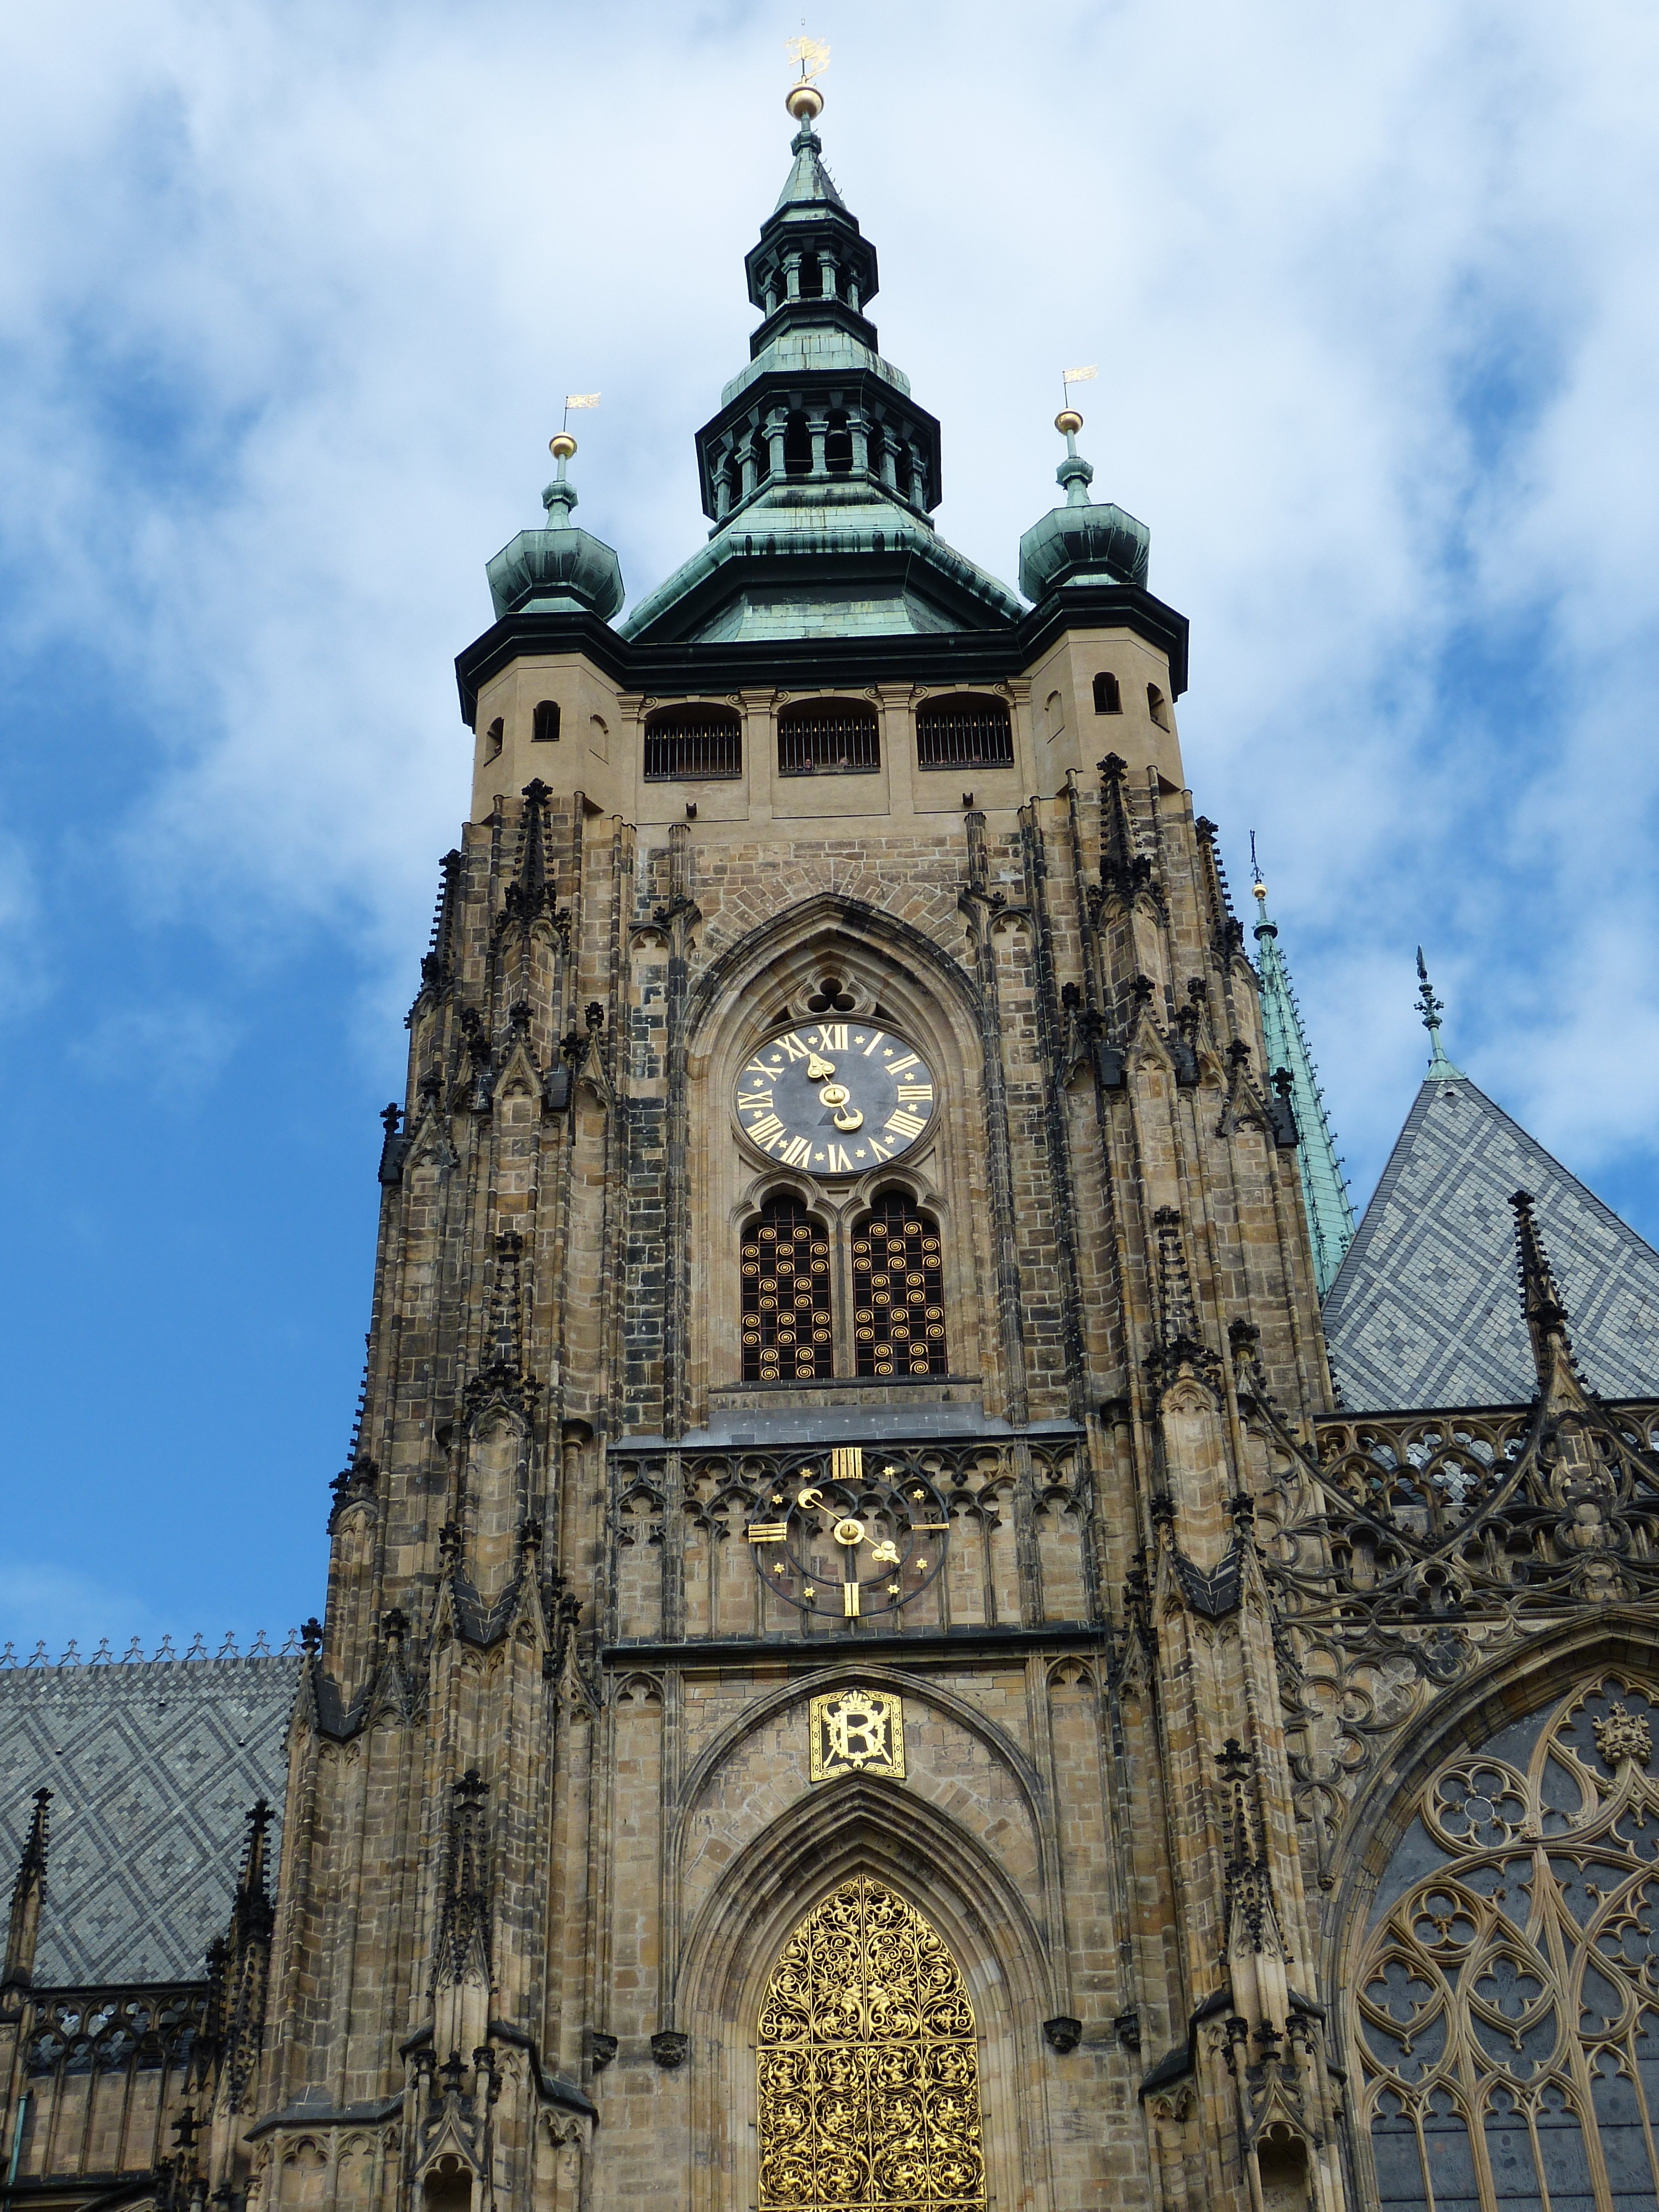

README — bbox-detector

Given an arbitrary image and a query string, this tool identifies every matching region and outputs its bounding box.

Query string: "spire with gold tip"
[484,422,624,623]
[1019,398,1151,600]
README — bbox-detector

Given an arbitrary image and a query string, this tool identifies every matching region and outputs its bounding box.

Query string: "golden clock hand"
[805,1052,836,1081]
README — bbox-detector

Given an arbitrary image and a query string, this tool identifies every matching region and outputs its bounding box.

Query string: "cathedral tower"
[232,76,1345,2212]
[10,66,1659,2212]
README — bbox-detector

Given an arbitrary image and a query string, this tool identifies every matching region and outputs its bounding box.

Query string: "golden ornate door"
[758,1875,988,2212]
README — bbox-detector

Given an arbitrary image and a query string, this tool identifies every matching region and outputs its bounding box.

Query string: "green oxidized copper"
[1252,860,1355,1299]
[622,108,1021,645]
[486,444,625,623]
[1018,415,1150,600]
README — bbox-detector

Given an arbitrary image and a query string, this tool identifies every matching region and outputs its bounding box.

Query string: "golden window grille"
[758,1875,986,2212]
[853,1200,946,1378]
[743,1203,833,1383]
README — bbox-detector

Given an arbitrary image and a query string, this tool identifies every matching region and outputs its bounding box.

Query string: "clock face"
[735,1022,936,1176]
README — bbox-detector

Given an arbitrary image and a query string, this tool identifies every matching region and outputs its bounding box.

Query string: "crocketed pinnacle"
[1251,850,1354,1298]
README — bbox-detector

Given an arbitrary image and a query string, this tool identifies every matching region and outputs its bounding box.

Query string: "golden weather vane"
[785,32,830,121]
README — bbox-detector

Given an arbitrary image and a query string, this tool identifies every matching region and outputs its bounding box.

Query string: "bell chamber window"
[531,699,559,743]
[1093,671,1121,714]
[854,1192,947,1378]
[742,1196,833,1383]
[915,694,1013,771]
[778,700,880,777]
[758,1875,987,2212]
[1355,1672,1659,2212]
[643,703,742,781]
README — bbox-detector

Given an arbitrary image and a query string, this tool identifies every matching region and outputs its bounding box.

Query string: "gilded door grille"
[743,1202,833,1382]
[758,1876,986,2212]
[1355,1673,1659,2212]
[853,1200,946,1378]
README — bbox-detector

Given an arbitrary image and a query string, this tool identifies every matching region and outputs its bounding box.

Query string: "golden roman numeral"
[813,1024,848,1051]
[737,1088,774,1110]
[745,1112,786,1147]
[826,1144,853,1172]
[779,1135,813,1167]
[895,1083,932,1103]
[885,1108,926,1138]
[777,1032,810,1061]
[885,1052,921,1077]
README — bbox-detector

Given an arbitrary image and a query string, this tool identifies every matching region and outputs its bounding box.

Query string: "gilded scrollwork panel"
[758,1876,987,2212]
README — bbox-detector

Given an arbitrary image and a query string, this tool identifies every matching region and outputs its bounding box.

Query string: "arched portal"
[757,1875,988,2212]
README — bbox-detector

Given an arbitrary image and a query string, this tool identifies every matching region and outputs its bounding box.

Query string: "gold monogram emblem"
[810,1688,905,1781]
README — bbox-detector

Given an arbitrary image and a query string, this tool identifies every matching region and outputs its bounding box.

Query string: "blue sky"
[4,0,1659,1653]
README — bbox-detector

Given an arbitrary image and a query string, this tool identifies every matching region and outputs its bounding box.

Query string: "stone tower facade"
[6,84,1659,2212]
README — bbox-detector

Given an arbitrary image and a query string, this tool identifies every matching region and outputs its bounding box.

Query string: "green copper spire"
[620,83,1021,644]
[485,432,624,622]
[1415,946,1466,1079]
[1018,406,1150,600]
[1251,842,1355,1298]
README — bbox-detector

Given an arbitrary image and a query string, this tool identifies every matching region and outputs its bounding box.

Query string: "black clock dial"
[745,1458,951,1620]
[734,1022,936,1175]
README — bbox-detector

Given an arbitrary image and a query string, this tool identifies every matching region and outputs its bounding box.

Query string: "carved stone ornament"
[1042,2015,1082,2054]
[650,2030,689,2069]
[588,2031,618,2069]
[808,1688,905,1782]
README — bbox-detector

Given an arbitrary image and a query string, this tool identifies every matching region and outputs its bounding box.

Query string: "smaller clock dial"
[735,1023,936,1175]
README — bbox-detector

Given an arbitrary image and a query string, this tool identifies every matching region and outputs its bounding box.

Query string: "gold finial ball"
[1253,881,1268,901]
[549,432,577,461]
[1055,408,1084,436]
[786,80,824,122]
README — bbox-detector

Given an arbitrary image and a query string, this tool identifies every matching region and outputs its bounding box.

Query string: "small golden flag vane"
[785,34,830,121]
[786,34,830,83]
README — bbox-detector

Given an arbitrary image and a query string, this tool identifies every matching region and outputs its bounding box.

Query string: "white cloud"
[1,0,1658,1211]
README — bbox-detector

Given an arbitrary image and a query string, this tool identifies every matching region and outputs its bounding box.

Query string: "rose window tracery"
[758,1876,986,2212]
[1354,1674,1659,2211]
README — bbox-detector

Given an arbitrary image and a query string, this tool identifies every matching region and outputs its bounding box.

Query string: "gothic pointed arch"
[1334,1639,1659,2212]
[757,1875,987,2212]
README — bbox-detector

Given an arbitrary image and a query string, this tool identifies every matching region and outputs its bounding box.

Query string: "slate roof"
[1321,1071,1659,1412]
[0,1656,296,1986]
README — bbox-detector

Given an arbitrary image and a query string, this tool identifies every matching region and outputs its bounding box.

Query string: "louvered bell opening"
[643,708,743,782]
[915,695,1013,770]
[777,703,880,777]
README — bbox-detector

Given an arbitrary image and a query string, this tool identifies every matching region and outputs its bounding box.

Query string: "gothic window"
[915,695,1013,771]
[531,700,559,743]
[643,705,742,781]
[1093,672,1121,714]
[853,1192,947,1378]
[778,700,880,776]
[758,1875,987,2212]
[1146,683,1170,729]
[742,1196,832,1383]
[484,717,504,762]
[1354,1672,1659,2212]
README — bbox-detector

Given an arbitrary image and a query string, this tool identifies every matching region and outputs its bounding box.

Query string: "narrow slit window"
[531,700,559,743]
[1147,683,1170,729]
[483,717,504,763]
[742,1196,832,1383]
[1093,672,1121,714]
[853,1191,947,1379]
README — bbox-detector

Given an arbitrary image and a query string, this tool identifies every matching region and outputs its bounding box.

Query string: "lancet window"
[758,1875,987,2212]
[853,1192,946,1378]
[1354,1672,1659,2212]
[742,1196,833,1383]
